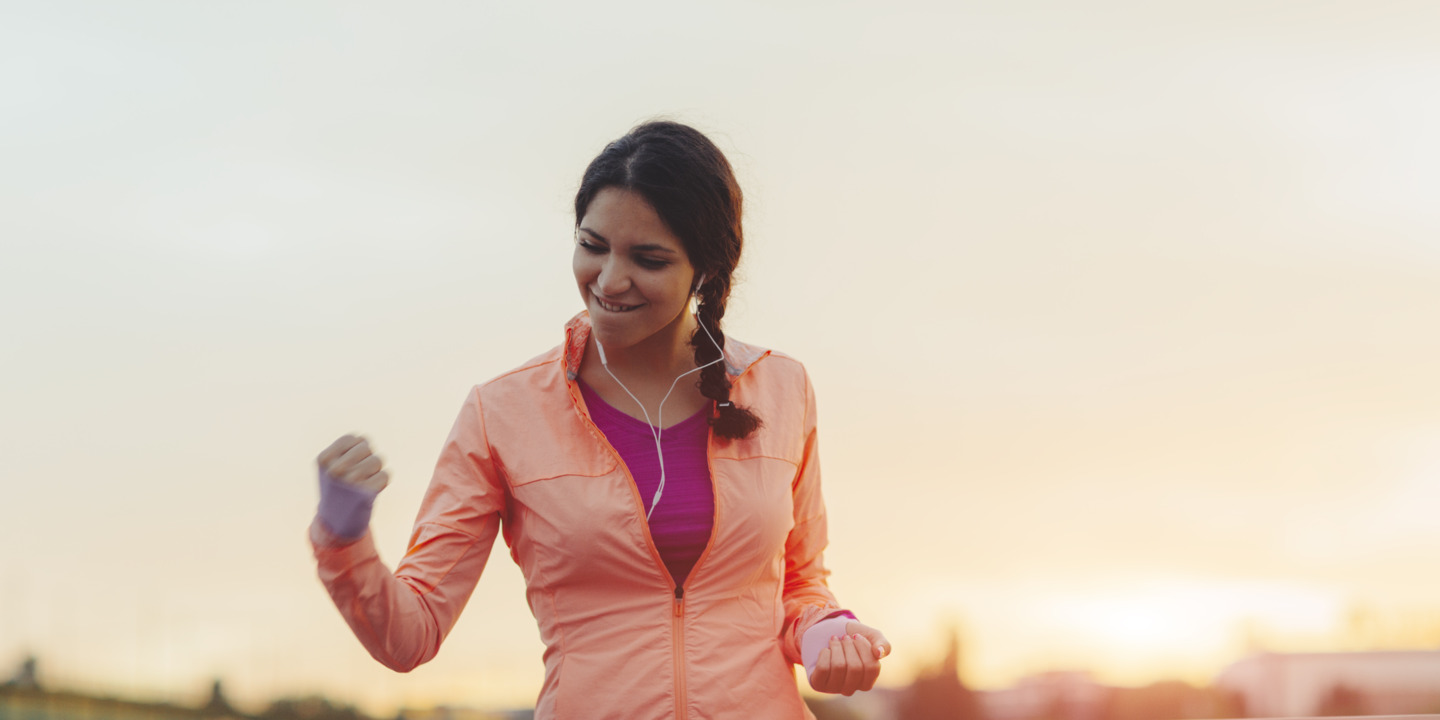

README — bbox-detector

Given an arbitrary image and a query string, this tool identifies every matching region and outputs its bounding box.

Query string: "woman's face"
[573,187,698,355]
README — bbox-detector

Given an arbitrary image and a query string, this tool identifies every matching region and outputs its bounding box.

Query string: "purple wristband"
[316,468,378,540]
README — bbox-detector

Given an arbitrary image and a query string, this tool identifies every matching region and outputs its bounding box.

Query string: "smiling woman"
[573,187,700,384]
[308,121,890,720]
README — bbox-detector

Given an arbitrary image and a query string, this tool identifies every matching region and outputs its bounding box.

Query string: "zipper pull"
[674,586,684,616]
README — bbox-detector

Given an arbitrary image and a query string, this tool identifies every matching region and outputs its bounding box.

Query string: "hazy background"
[3,0,1439,714]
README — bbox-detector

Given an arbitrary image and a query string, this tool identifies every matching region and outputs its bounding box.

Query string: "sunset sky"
[3,1,1439,714]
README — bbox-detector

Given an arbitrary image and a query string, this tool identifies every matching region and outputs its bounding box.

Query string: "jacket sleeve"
[311,386,507,672]
[779,366,846,666]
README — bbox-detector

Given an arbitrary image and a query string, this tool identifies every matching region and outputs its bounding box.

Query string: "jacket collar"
[562,311,768,381]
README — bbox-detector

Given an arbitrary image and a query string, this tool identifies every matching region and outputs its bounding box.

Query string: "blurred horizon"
[6,635,1440,718]
[3,0,1439,716]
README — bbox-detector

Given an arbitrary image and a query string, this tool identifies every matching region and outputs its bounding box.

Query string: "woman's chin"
[589,305,646,336]
[588,324,638,354]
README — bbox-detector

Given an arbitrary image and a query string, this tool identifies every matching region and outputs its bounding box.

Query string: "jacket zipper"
[673,586,686,720]
[561,317,770,718]
[671,428,723,719]
[569,379,721,720]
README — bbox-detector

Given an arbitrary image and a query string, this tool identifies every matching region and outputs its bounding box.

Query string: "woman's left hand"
[807,621,891,696]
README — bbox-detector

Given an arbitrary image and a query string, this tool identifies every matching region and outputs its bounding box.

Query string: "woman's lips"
[594,296,642,313]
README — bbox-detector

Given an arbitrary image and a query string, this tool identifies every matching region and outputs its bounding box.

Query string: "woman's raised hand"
[808,621,891,696]
[317,434,390,493]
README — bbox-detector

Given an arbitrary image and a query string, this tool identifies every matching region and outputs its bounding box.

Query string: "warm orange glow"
[5,2,1440,716]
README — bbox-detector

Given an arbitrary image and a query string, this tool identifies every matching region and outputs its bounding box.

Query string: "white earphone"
[593,273,725,520]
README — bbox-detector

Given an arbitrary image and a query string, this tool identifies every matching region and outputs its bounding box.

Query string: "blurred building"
[1216,649,1440,717]
[894,625,985,720]
[806,689,904,720]
[977,672,1242,720]
[1102,680,1233,720]
[5,655,40,690]
[979,671,1107,720]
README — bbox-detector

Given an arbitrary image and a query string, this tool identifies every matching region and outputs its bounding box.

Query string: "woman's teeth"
[597,298,640,312]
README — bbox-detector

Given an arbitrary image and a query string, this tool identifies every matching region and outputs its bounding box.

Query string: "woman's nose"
[596,257,630,295]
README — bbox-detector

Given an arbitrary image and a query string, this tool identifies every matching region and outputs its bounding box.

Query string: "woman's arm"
[779,366,845,662]
[311,387,507,672]
[780,366,891,695]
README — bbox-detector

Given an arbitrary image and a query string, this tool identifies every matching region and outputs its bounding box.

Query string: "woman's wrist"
[802,611,859,677]
[316,468,378,540]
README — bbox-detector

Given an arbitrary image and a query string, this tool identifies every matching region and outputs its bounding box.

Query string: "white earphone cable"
[599,355,720,520]
[593,287,727,521]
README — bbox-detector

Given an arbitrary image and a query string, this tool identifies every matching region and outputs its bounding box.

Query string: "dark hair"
[574,120,762,440]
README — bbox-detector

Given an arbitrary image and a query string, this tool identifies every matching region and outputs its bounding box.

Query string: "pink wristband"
[802,611,859,678]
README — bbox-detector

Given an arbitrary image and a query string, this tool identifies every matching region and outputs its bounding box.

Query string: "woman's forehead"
[579,187,684,252]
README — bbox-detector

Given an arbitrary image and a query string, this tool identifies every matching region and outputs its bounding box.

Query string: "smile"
[595,297,643,313]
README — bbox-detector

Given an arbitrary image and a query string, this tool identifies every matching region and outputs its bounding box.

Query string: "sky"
[3,0,1440,714]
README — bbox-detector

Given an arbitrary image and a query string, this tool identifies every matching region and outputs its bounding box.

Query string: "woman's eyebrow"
[578,227,678,254]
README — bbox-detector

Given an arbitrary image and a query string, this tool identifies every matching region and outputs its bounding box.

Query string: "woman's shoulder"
[729,338,815,412]
[729,336,808,380]
[726,340,817,451]
[465,344,566,405]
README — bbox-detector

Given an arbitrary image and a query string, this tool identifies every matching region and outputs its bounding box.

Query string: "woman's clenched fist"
[317,434,390,493]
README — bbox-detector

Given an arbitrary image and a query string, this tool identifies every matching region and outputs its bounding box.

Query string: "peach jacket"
[311,313,845,719]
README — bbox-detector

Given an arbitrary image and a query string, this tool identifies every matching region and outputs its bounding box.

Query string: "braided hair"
[574,121,762,439]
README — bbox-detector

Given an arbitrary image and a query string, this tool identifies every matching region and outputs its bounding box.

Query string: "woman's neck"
[589,311,701,379]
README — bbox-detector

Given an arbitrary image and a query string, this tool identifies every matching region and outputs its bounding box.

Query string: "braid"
[693,276,762,439]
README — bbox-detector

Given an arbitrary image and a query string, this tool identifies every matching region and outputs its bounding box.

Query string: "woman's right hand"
[317,434,391,493]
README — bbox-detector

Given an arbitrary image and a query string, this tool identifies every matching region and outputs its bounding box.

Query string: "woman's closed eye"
[578,235,671,271]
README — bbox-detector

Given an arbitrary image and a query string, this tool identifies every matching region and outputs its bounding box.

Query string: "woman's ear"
[689,274,705,315]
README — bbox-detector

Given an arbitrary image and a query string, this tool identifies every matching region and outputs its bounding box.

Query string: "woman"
[312,121,890,719]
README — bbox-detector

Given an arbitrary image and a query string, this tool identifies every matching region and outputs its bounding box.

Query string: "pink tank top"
[579,380,714,589]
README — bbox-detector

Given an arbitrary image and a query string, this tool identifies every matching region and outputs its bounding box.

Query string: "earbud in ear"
[690,273,707,315]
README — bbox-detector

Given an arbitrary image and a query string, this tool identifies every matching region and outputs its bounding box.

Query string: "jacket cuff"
[787,605,855,666]
[309,516,380,576]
